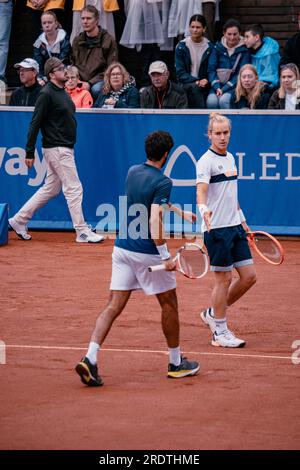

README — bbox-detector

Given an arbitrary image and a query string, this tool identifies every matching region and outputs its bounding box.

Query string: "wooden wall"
[220,0,300,47]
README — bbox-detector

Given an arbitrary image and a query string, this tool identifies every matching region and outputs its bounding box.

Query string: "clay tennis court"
[1,232,300,450]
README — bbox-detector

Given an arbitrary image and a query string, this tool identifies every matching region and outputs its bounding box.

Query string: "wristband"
[239,208,246,223]
[157,243,171,261]
[25,152,35,160]
[198,204,209,218]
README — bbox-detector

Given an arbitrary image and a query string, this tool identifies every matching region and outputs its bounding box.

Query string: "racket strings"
[178,245,207,278]
[255,237,282,262]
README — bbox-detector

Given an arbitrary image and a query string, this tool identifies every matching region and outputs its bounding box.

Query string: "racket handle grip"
[148,264,166,272]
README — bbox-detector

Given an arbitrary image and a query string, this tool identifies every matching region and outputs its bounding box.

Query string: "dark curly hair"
[145,131,174,161]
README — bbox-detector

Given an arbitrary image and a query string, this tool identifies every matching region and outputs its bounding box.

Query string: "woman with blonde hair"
[27,1,66,39]
[94,62,140,108]
[231,64,269,109]
[268,63,300,110]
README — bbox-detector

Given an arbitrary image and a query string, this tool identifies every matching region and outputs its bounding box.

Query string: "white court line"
[6,344,291,361]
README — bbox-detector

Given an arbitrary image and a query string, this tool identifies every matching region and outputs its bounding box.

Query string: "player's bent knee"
[215,272,232,289]
[247,272,257,287]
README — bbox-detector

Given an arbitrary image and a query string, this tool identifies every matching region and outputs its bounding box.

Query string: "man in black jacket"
[10,58,42,107]
[140,61,188,109]
[9,57,104,244]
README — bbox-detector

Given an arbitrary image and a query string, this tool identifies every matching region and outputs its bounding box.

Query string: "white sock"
[168,346,181,366]
[86,341,100,365]
[215,318,228,335]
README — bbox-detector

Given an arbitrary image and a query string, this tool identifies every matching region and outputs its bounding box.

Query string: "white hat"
[14,58,39,73]
[148,61,168,75]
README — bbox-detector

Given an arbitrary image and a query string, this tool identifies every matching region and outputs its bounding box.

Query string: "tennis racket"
[247,231,284,265]
[148,242,209,279]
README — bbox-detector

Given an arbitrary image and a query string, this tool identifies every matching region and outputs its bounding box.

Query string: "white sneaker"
[9,218,32,240]
[76,231,104,243]
[200,307,216,333]
[211,330,246,348]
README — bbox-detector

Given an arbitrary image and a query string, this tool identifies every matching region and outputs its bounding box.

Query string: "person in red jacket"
[65,65,93,108]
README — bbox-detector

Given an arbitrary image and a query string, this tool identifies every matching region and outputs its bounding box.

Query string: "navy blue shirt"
[115,163,172,254]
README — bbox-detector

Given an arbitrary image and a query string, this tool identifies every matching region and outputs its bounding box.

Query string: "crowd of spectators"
[1,1,300,111]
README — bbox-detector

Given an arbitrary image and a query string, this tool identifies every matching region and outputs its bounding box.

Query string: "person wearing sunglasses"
[9,57,104,244]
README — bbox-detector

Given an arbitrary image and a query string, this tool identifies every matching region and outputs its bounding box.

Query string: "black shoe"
[75,357,103,387]
[168,356,200,378]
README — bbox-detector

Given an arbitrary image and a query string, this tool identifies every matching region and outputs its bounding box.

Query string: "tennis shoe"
[168,356,200,378]
[8,218,31,240]
[211,330,246,348]
[200,307,216,333]
[76,231,104,243]
[75,357,103,386]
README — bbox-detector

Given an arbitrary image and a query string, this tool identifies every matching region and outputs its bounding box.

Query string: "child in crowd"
[65,65,93,108]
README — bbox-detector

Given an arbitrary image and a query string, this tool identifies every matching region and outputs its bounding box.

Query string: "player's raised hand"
[182,210,197,223]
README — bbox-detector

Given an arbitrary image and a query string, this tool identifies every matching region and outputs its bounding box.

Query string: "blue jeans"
[206,91,232,109]
[0,1,13,81]
[90,80,104,101]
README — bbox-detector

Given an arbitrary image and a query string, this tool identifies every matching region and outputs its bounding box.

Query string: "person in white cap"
[140,60,188,109]
[10,58,42,107]
[9,57,104,244]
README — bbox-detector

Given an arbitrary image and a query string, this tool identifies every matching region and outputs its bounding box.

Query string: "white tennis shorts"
[110,246,176,295]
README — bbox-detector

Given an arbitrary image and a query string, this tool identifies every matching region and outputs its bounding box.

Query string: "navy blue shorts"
[204,225,253,272]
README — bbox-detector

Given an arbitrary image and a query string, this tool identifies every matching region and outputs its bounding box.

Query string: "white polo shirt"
[196,148,241,231]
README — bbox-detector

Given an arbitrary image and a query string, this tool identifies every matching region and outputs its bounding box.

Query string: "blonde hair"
[207,112,231,134]
[102,62,130,95]
[41,11,61,30]
[235,64,265,109]
[279,63,300,99]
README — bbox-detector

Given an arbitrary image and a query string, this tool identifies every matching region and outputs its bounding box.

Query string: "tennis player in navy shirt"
[76,130,200,386]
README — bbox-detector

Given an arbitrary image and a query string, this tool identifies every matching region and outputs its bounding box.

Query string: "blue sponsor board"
[0,108,299,234]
